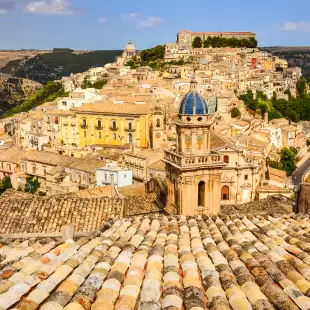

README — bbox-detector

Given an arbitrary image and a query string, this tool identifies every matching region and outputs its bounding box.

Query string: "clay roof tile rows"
[72,101,152,115]
[1,212,310,309]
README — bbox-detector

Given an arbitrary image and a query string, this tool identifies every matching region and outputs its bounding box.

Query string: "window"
[224,155,229,164]
[198,181,205,207]
[112,120,117,130]
[84,130,86,138]
[245,174,248,180]
[105,174,107,180]
[55,116,59,124]
[128,122,133,130]
[21,164,25,172]
[156,119,161,128]
[32,165,36,174]
[129,133,133,144]
[98,120,102,128]
[221,186,230,200]
[82,119,87,127]
[43,168,46,176]
[113,133,117,140]
[99,132,102,139]
[62,101,67,106]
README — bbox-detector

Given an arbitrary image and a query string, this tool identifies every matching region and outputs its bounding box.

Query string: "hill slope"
[261,46,310,79]
[0,74,42,115]
[0,50,122,84]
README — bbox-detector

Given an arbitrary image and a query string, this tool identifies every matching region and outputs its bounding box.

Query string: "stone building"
[177,30,256,46]
[116,40,137,65]
[165,79,226,215]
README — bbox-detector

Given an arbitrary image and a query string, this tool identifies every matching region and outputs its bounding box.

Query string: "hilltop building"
[177,30,256,46]
[116,40,138,65]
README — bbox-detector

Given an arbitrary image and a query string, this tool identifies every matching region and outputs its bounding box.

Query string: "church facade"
[164,79,227,215]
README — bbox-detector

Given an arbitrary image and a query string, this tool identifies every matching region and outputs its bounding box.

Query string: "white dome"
[125,40,136,51]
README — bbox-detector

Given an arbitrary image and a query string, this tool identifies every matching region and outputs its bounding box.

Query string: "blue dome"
[179,91,208,115]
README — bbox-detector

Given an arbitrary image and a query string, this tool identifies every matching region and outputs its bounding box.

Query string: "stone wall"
[298,184,310,214]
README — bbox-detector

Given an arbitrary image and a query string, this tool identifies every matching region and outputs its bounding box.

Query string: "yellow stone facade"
[59,113,78,147]
[74,110,150,148]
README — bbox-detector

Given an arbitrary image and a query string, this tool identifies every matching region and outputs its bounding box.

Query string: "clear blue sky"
[1,0,310,49]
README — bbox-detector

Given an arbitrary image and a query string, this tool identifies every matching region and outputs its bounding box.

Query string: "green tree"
[297,77,307,98]
[284,110,300,123]
[280,147,297,176]
[92,79,107,89]
[140,45,165,62]
[192,36,203,48]
[25,176,40,193]
[0,176,12,195]
[259,103,268,117]
[284,88,292,99]
[231,107,241,118]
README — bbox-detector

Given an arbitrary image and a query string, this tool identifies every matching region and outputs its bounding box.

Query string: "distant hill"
[261,46,310,79]
[0,50,122,84]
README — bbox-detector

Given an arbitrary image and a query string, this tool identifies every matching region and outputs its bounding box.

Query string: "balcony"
[63,123,68,126]
[164,150,226,169]
[110,127,118,131]
[125,127,135,132]
[80,124,88,129]
[95,126,104,130]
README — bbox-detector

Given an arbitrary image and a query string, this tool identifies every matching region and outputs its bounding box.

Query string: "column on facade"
[207,131,211,151]
[137,120,140,147]
[212,174,222,214]
[203,128,208,153]
[91,117,94,145]
[236,170,241,202]
[251,168,255,200]
[121,118,124,145]
[191,129,196,154]
[105,118,109,144]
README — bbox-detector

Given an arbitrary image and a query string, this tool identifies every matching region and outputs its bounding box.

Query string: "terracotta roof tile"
[72,102,152,115]
[2,212,310,309]
[147,159,166,171]
[22,150,73,166]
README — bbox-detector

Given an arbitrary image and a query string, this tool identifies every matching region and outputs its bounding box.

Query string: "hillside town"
[0,31,306,211]
[1,27,310,310]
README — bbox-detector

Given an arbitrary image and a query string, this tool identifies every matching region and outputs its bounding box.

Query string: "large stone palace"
[177,30,256,46]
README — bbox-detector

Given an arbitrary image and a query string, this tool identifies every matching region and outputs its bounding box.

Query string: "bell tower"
[151,106,166,149]
[164,80,226,215]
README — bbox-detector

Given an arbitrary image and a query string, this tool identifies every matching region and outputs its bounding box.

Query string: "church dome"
[125,40,136,51]
[179,91,208,115]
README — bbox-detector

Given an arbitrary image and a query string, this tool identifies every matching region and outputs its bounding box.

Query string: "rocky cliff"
[0,74,42,113]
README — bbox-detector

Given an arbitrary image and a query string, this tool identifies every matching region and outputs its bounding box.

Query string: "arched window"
[221,186,230,200]
[156,118,160,128]
[129,133,133,144]
[198,181,205,207]
[113,133,117,140]
[98,132,102,139]
[224,155,229,163]
[82,119,87,127]
[98,120,102,128]
[128,122,132,131]
[112,120,117,130]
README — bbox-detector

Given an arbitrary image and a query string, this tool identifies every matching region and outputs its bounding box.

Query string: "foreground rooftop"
[0,213,310,309]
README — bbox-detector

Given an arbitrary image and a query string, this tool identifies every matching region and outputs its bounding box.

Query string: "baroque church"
[164,78,260,215]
